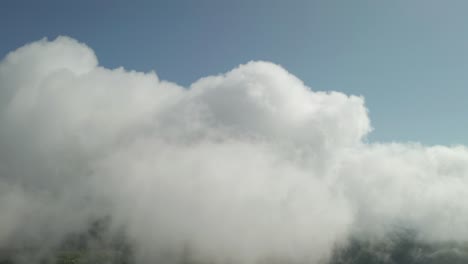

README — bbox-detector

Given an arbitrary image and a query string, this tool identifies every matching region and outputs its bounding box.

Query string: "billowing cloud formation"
[1,37,468,264]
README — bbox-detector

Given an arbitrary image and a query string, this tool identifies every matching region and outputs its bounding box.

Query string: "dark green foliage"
[2,224,468,264]
[56,251,82,264]
[0,217,133,264]
[330,228,468,264]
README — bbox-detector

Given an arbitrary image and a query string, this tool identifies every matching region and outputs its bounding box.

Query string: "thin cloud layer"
[0,36,467,264]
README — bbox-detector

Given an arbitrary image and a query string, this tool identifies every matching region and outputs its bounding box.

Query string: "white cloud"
[0,36,467,264]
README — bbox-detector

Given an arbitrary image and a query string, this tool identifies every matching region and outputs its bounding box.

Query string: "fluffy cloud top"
[1,36,467,264]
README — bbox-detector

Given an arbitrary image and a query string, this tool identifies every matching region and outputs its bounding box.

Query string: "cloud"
[0,36,467,264]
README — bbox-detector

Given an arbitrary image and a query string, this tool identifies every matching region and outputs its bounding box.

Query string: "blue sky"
[1,0,468,145]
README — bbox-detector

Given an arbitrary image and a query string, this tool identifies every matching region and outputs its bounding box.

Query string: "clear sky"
[1,0,468,145]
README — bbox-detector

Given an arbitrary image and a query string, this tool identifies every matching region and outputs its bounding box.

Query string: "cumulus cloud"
[0,36,467,264]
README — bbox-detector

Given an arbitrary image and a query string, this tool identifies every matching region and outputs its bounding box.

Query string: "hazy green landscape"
[2,222,468,264]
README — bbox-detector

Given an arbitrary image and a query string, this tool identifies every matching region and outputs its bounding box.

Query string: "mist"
[1,36,468,264]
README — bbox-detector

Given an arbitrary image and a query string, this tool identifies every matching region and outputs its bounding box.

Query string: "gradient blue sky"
[2,0,468,145]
